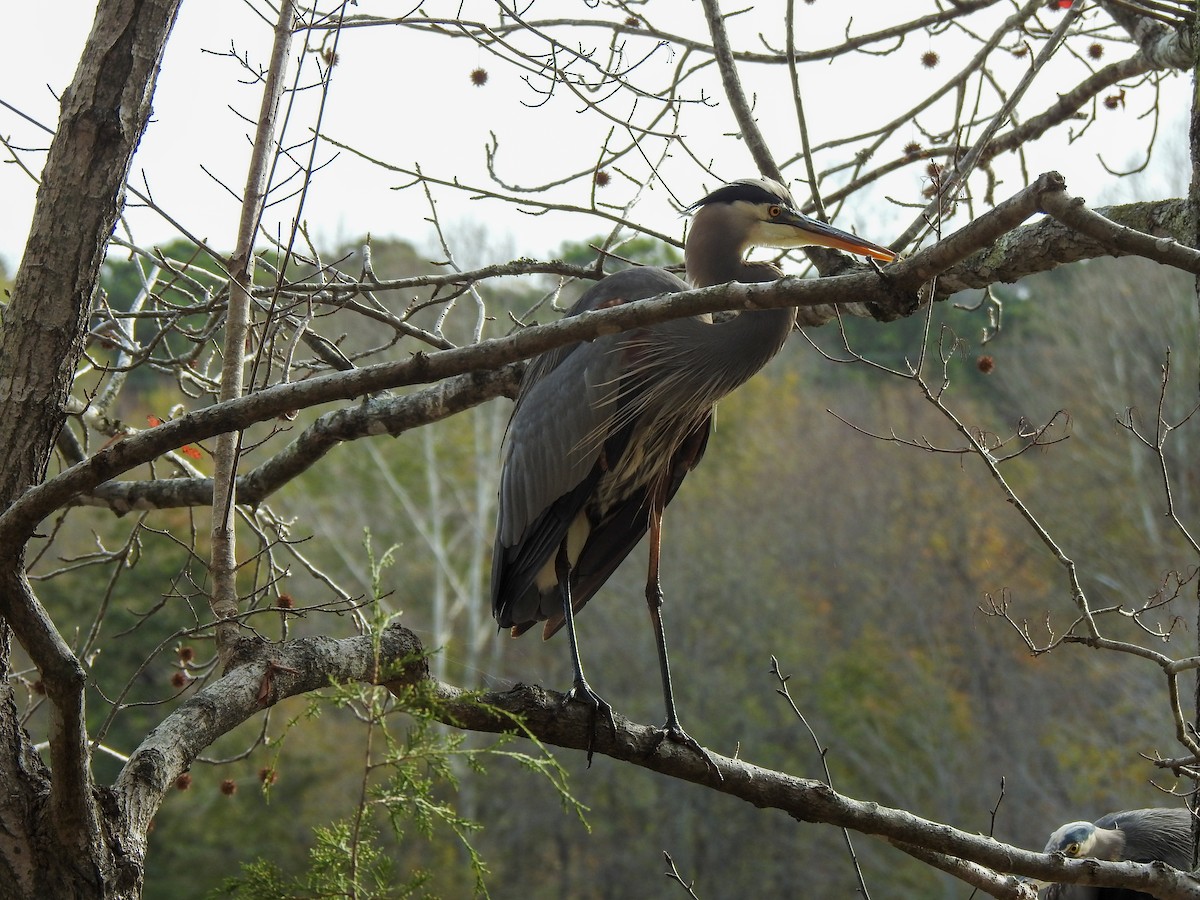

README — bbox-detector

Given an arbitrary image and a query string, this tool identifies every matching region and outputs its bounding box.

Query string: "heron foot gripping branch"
[561,678,617,767]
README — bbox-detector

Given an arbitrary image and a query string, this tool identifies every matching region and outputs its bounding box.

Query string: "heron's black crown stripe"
[690,179,793,211]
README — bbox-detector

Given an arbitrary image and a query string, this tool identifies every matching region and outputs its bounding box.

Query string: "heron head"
[1045,822,1097,858]
[1045,820,1129,861]
[688,177,896,262]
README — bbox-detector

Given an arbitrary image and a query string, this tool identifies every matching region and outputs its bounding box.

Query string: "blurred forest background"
[14,220,1193,897]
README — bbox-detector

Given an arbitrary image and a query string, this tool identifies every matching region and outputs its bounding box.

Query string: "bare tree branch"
[1040,189,1200,273]
[420,651,1200,899]
[210,0,297,656]
[72,366,522,513]
[101,618,1200,900]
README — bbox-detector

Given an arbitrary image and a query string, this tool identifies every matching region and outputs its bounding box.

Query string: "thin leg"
[645,502,721,779]
[645,503,681,730]
[556,541,615,766]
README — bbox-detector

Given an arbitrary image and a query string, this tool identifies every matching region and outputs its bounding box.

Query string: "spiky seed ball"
[926,162,943,178]
[904,141,922,157]
[177,645,195,664]
[1088,43,1103,60]
[175,773,192,791]
[625,16,640,27]
[921,51,939,69]
[977,355,995,374]
[220,779,237,796]
[170,671,188,689]
[277,593,295,609]
[594,170,611,187]
[259,767,278,785]
[470,68,488,87]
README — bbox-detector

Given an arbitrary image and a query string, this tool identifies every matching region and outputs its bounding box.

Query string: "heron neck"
[685,233,746,289]
[661,277,796,388]
[683,233,796,371]
[709,300,796,375]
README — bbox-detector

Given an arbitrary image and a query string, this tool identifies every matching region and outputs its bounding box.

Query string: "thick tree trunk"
[0,2,182,897]
[1188,0,1200,874]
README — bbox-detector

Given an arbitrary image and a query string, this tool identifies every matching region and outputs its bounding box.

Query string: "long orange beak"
[781,210,897,262]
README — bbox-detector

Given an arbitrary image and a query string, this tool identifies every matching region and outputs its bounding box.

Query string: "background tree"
[2,1,1200,897]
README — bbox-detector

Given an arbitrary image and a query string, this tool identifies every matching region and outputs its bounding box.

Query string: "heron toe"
[561,678,616,767]
[652,722,722,781]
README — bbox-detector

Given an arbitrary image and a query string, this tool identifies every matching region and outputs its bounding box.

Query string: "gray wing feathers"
[1097,808,1192,868]
[498,337,622,548]
[491,265,691,627]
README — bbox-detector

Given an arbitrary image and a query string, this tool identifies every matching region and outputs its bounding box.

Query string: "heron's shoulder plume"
[690,177,795,211]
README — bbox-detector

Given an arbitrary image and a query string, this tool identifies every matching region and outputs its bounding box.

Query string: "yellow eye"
[1066,842,1079,855]
[768,205,782,218]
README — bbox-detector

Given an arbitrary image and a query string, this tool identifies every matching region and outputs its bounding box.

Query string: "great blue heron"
[1040,808,1193,899]
[490,177,896,764]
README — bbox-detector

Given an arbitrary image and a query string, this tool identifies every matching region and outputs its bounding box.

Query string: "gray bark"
[0,2,182,896]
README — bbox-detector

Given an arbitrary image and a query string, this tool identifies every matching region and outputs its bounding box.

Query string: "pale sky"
[1,2,1187,275]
